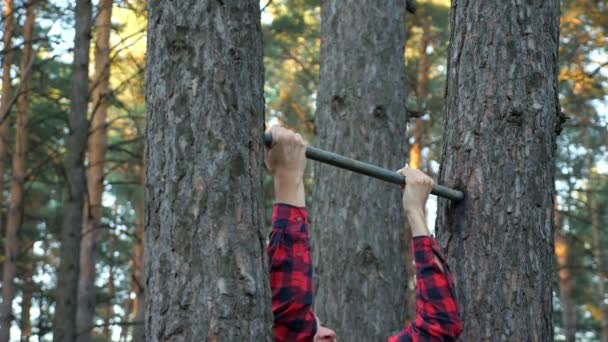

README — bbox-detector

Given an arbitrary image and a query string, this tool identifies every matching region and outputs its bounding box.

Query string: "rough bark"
[435,0,560,340]
[312,1,408,339]
[52,0,92,340]
[75,0,112,340]
[0,2,35,340]
[554,199,576,342]
[0,0,14,240]
[145,1,272,340]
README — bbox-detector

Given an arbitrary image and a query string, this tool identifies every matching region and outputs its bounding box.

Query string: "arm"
[389,168,463,342]
[264,126,317,341]
[268,203,317,341]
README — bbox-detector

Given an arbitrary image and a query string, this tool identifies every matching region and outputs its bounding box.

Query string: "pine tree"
[435,0,561,339]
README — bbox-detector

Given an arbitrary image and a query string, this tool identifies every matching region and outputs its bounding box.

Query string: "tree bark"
[145,1,272,340]
[312,1,408,339]
[76,0,112,340]
[0,2,35,340]
[53,0,92,340]
[435,0,560,340]
[554,199,576,342]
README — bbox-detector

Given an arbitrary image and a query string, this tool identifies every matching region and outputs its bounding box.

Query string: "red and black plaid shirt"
[268,203,462,342]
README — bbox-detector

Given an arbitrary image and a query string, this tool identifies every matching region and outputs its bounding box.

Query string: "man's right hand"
[397,167,434,237]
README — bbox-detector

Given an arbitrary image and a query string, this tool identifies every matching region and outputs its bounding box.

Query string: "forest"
[0,0,606,341]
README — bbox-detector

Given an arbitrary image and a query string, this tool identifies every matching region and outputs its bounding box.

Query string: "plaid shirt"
[268,204,462,342]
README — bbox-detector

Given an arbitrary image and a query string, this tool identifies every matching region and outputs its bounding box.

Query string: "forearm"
[267,204,317,341]
[411,236,462,339]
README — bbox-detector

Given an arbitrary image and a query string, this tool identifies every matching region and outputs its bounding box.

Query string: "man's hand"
[397,167,434,237]
[265,125,306,206]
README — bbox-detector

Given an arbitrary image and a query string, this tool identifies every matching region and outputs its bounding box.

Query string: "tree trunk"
[53,0,92,340]
[590,178,608,342]
[0,0,14,240]
[131,187,145,342]
[20,261,34,342]
[0,2,35,340]
[554,199,576,342]
[435,0,560,340]
[76,1,112,340]
[103,264,114,340]
[403,17,431,324]
[145,1,272,340]
[409,19,430,171]
[312,1,408,339]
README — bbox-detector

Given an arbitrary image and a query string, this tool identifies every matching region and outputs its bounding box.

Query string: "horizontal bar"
[263,132,464,201]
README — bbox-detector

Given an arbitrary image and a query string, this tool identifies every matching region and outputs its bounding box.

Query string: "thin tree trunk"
[435,0,560,340]
[53,0,92,340]
[0,2,35,340]
[403,17,431,324]
[409,19,430,171]
[145,1,272,340]
[103,264,114,340]
[590,175,608,342]
[76,1,112,340]
[131,186,145,342]
[312,1,408,339]
[20,261,34,342]
[0,0,14,240]
[554,198,576,342]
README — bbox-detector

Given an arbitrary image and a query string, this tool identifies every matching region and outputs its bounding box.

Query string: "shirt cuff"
[412,235,445,264]
[271,203,309,233]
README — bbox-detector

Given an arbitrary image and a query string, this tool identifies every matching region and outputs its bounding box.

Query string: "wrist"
[274,175,305,207]
[405,208,429,237]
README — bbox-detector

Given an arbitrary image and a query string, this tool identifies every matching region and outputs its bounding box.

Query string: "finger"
[295,133,304,145]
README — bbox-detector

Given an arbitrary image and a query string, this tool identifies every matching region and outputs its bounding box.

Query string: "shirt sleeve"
[388,236,463,342]
[268,203,317,342]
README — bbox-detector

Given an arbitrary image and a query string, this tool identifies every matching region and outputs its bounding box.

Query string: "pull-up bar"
[263,132,464,201]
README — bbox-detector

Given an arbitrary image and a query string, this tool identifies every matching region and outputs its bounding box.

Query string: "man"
[265,126,463,341]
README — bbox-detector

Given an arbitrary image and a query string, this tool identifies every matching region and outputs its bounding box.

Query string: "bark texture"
[0,2,35,340]
[76,0,112,339]
[312,1,408,339]
[145,1,272,340]
[435,0,560,340]
[53,0,92,340]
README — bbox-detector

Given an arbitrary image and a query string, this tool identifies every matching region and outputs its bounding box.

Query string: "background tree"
[435,0,561,340]
[76,0,112,339]
[0,1,35,340]
[311,1,409,340]
[145,1,272,340]
[53,0,92,340]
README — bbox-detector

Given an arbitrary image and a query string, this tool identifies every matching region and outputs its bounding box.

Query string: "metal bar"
[264,132,464,201]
